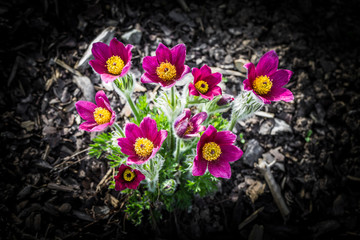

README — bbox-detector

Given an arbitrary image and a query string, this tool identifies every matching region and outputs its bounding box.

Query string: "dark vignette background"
[0,0,359,239]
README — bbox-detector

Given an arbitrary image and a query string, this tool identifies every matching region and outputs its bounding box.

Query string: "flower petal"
[89,123,110,132]
[89,59,107,74]
[110,38,133,64]
[256,50,278,76]
[208,160,231,178]
[205,72,222,88]
[269,69,293,88]
[213,131,237,145]
[199,65,212,77]
[243,78,252,91]
[188,83,200,96]
[192,67,202,82]
[174,108,191,127]
[79,121,97,132]
[190,112,208,126]
[267,88,294,102]
[140,117,159,142]
[192,156,207,176]
[75,101,97,121]
[156,43,172,63]
[118,138,136,156]
[142,56,158,75]
[170,44,186,67]
[153,130,168,148]
[175,118,189,138]
[100,73,119,83]
[95,91,110,108]
[124,122,143,143]
[244,62,256,81]
[119,62,132,77]
[177,65,191,81]
[219,145,243,162]
[92,42,111,63]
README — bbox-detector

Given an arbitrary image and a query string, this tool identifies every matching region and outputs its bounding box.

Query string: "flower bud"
[217,94,234,106]
[160,179,177,196]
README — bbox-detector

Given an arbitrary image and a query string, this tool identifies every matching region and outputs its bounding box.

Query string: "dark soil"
[1,0,360,239]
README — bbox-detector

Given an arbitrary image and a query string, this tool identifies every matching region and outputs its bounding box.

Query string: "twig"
[177,0,190,12]
[55,58,82,76]
[255,159,290,221]
[238,207,264,230]
[96,168,114,192]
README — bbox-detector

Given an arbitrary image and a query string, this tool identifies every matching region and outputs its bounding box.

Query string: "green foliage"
[305,129,313,143]
[239,133,246,144]
[123,189,151,226]
[207,112,229,131]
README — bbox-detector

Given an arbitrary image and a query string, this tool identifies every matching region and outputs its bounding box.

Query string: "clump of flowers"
[77,39,294,225]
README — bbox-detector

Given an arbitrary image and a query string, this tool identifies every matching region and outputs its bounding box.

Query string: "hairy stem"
[174,138,181,164]
[126,95,141,123]
[113,122,125,137]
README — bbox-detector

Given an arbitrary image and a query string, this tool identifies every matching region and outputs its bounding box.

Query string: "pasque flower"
[118,117,168,165]
[89,38,133,83]
[243,50,294,104]
[193,125,243,179]
[189,65,222,100]
[75,91,116,132]
[114,164,145,191]
[141,43,190,88]
[174,109,207,139]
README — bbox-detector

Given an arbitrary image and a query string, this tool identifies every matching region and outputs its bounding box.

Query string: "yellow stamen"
[106,56,125,75]
[252,75,272,95]
[93,107,112,125]
[123,168,135,182]
[202,142,222,161]
[195,80,209,94]
[134,137,154,158]
[184,124,193,135]
[156,62,177,81]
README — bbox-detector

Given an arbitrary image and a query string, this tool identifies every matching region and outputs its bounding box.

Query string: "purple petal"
[177,65,191,81]
[244,62,256,82]
[175,118,189,137]
[140,117,158,142]
[75,101,97,121]
[109,38,133,64]
[134,169,146,182]
[95,91,110,108]
[79,121,97,132]
[141,72,160,84]
[201,86,222,100]
[124,122,143,143]
[156,43,172,63]
[88,123,110,132]
[153,130,168,148]
[119,61,132,77]
[89,59,106,74]
[267,88,294,102]
[188,83,200,96]
[192,67,202,82]
[256,50,278,76]
[126,155,144,165]
[213,131,237,145]
[192,156,207,176]
[170,44,186,68]
[142,56,158,75]
[158,79,177,88]
[269,69,293,88]
[92,42,111,63]
[198,125,217,151]
[219,145,243,162]
[183,132,200,139]
[118,138,136,156]
[100,73,119,83]
[205,72,222,88]
[174,109,191,127]
[243,78,252,91]
[256,94,272,104]
[200,65,212,78]
[115,181,126,191]
[190,112,208,126]
[208,160,231,178]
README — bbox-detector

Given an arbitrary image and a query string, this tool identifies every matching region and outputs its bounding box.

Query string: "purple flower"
[89,38,133,83]
[75,91,116,132]
[193,125,243,179]
[141,43,191,88]
[217,94,234,106]
[117,117,168,165]
[174,109,207,139]
[243,50,294,104]
[114,164,145,191]
[189,65,222,100]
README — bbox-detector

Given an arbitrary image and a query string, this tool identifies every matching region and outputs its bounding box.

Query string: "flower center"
[184,123,194,135]
[202,142,222,161]
[123,168,135,182]
[134,137,154,158]
[252,75,272,95]
[195,80,209,94]
[106,56,125,75]
[93,107,112,125]
[156,62,177,81]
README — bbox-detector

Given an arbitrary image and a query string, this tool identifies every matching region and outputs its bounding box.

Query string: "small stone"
[58,203,72,213]
[234,58,248,73]
[259,120,274,135]
[121,29,142,45]
[224,54,233,64]
[271,118,293,135]
[242,139,264,167]
[73,75,95,102]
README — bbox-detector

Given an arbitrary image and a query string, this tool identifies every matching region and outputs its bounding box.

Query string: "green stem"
[171,86,175,108]
[228,116,237,132]
[174,138,181,164]
[113,122,125,137]
[126,95,140,123]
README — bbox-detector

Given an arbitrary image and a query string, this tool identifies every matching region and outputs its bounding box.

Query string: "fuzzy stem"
[113,122,125,137]
[126,95,140,123]
[171,86,175,108]
[228,116,238,132]
[174,138,181,164]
